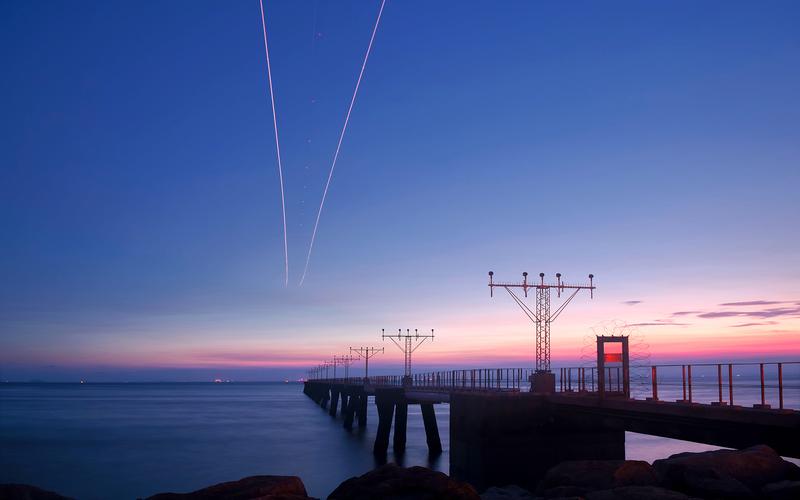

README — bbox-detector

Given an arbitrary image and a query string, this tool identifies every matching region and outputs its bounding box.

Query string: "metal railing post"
[681,365,687,401]
[651,366,658,401]
[728,364,734,405]
[778,363,784,410]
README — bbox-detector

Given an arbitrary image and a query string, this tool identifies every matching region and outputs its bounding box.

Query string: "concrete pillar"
[320,387,330,409]
[450,392,624,492]
[373,393,395,455]
[343,393,356,429]
[531,371,556,394]
[358,393,368,428]
[421,403,442,454]
[329,389,340,417]
[393,401,408,453]
[317,385,326,404]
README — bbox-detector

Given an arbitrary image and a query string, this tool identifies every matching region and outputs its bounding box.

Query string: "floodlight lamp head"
[539,272,545,278]
[522,271,528,277]
[556,273,561,278]
[488,271,493,276]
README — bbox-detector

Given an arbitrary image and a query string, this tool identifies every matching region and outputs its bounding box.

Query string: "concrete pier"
[343,391,357,429]
[393,400,408,453]
[329,388,339,417]
[374,389,397,455]
[421,403,442,454]
[450,392,624,492]
[358,393,368,428]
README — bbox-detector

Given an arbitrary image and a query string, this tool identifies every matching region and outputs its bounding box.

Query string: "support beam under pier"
[450,392,624,492]
[343,392,356,429]
[320,388,329,409]
[374,391,397,455]
[421,403,442,454]
[329,389,340,417]
[358,393,368,428]
[393,401,408,453]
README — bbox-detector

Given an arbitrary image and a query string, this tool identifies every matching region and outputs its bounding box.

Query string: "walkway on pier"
[304,361,800,462]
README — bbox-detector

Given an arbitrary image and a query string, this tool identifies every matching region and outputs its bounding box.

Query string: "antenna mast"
[350,346,384,381]
[382,328,434,385]
[333,354,356,380]
[488,271,595,392]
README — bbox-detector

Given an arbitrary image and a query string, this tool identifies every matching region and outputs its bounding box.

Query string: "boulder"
[480,485,537,499]
[0,484,72,500]
[654,445,795,494]
[612,461,659,487]
[540,485,590,498]
[327,464,479,500]
[761,480,800,500]
[145,475,310,500]
[537,460,657,493]
[586,486,692,500]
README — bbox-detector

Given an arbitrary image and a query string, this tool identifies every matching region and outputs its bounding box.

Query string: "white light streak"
[259,0,289,286]
[300,0,387,286]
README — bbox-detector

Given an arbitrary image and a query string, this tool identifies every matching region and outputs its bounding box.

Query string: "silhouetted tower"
[320,361,331,379]
[382,328,434,385]
[333,354,356,380]
[489,271,595,392]
[350,346,384,380]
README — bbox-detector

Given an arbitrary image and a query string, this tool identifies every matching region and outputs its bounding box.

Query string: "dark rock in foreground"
[145,475,311,500]
[536,459,657,495]
[328,463,480,500]
[4,444,800,500]
[479,485,537,499]
[761,479,800,500]
[585,485,693,500]
[0,484,72,500]
[654,444,800,498]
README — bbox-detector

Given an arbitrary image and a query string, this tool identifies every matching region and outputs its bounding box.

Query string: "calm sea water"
[0,381,796,499]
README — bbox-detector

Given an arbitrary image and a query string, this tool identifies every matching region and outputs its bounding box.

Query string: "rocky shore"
[2,445,798,500]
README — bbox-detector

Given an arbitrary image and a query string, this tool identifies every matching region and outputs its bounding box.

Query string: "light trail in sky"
[258,0,289,286]
[299,0,387,286]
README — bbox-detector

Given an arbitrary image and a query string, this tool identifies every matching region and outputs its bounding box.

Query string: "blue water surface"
[1,382,796,499]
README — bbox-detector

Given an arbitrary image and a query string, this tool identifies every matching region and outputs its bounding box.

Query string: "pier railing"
[643,361,798,410]
[557,361,799,410]
[309,361,799,410]
[408,368,534,391]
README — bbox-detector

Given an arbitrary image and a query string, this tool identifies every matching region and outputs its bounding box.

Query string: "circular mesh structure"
[581,319,652,390]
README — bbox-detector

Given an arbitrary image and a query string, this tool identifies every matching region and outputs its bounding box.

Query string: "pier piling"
[393,400,408,453]
[374,391,396,455]
[329,389,339,417]
[421,403,442,454]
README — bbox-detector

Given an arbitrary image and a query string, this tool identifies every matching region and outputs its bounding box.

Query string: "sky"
[1,1,799,381]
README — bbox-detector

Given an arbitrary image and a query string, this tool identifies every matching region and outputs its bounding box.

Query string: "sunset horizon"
[2,2,799,498]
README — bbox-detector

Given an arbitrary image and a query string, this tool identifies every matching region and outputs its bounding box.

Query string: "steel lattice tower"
[535,284,551,372]
[350,346,384,379]
[489,271,595,374]
[333,355,356,379]
[382,329,434,378]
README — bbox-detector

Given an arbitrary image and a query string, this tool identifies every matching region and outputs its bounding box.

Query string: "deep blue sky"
[2,1,799,381]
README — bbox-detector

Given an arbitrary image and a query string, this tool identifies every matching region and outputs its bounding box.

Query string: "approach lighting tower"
[382,329,434,385]
[350,346,384,381]
[333,355,356,380]
[488,271,595,392]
